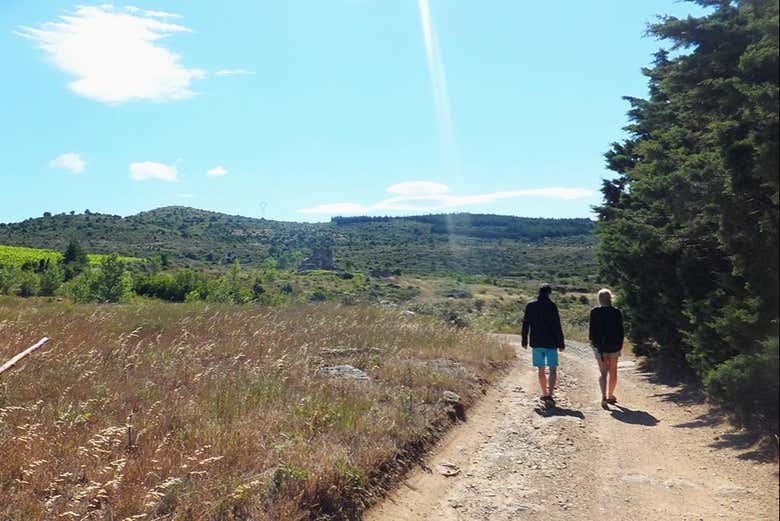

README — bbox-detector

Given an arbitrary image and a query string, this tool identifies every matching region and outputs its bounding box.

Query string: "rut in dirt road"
[366,337,779,521]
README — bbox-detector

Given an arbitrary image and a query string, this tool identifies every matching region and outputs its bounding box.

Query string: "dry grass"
[0,297,513,520]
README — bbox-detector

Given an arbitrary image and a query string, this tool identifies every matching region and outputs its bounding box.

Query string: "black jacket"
[589,306,624,353]
[521,297,565,348]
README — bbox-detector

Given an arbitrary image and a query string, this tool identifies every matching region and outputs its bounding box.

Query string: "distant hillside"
[0,207,595,278]
[331,214,592,240]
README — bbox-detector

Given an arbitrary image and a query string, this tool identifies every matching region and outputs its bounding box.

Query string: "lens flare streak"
[417,0,459,177]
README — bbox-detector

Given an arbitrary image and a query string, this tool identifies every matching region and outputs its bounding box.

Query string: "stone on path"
[714,483,749,496]
[663,478,697,489]
[317,364,370,381]
[621,473,654,484]
[438,462,461,477]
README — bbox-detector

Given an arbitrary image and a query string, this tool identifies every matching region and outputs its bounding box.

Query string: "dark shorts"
[593,348,621,360]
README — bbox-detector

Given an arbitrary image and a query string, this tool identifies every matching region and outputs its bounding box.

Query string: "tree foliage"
[64,254,133,303]
[62,239,88,280]
[597,0,778,423]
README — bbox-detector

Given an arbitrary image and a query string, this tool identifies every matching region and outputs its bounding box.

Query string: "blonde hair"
[597,288,613,307]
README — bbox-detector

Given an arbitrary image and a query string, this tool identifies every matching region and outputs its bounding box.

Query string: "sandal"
[607,396,618,404]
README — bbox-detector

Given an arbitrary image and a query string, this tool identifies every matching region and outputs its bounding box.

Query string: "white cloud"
[49,152,86,174]
[298,182,593,215]
[206,165,228,177]
[17,5,205,104]
[215,68,254,76]
[129,161,178,182]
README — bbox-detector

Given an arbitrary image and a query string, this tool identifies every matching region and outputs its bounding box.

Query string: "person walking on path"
[589,288,625,407]
[522,284,565,406]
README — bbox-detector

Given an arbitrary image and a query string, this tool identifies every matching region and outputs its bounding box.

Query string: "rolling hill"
[0,207,596,278]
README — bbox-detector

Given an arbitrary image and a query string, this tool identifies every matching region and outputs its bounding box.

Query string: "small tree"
[0,265,20,295]
[226,260,242,301]
[39,262,64,296]
[63,271,95,303]
[93,254,133,303]
[252,276,266,300]
[62,239,89,280]
[224,260,251,303]
[18,270,40,297]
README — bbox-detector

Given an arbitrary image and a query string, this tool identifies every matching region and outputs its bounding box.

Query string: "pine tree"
[62,239,89,280]
[597,0,779,422]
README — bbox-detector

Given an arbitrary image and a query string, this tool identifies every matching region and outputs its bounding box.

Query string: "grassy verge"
[0,298,513,520]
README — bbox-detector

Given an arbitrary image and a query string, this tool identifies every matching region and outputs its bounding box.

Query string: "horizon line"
[0,204,597,226]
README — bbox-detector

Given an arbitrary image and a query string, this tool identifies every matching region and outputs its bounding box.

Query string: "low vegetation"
[0,237,599,339]
[0,299,514,519]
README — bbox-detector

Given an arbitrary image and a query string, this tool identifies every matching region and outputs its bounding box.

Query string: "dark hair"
[539,284,552,297]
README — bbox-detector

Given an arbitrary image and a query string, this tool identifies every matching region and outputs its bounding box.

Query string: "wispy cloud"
[49,152,86,174]
[124,6,181,19]
[298,181,593,215]
[129,161,178,182]
[206,165,228,177]
[17,5,204,104]
[215,69,254,76]
[386,181,449,196]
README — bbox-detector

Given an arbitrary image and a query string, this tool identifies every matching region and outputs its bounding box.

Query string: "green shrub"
[62,271,95,303]
[252,277,265,300]
[92,254,133,303]
[18,270,40,297]
[308,288,329,302]
[62,254,134,303]
[704,337,779,426]
[184,290,201,302]
[39,263,64,296]
[135,269,208,301]
[439,287,473,299]
[0,265,20,295]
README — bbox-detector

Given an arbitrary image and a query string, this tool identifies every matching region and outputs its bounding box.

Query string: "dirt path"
[366,336,779,521]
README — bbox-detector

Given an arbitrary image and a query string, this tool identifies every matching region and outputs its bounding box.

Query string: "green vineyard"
[0,244,141,267]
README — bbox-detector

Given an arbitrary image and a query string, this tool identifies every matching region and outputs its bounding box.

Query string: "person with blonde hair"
[589,288,624,406]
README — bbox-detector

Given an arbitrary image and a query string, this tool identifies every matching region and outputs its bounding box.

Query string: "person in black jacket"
[522,284,565,405]
[589,288,625,406]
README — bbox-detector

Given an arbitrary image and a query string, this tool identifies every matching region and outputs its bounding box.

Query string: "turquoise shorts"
[532,347,559,368]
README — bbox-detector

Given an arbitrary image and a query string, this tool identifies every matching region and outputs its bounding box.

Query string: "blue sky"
[0,1,707,223]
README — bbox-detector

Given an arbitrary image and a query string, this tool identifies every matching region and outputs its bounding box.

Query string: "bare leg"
[596,357,607,399]
[607,358,618,400]
[548,367,558,398]
[538,367,548,396]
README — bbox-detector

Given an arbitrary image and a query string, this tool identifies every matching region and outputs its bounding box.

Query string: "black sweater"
[521,297,565,348]
[589,306,624,353]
